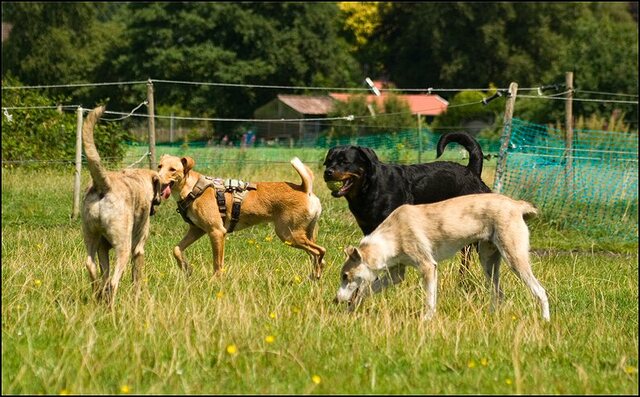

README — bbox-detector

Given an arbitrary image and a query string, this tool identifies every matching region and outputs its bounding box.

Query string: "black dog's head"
[323,145,379,198]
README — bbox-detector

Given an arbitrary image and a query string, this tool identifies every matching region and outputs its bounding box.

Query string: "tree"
[327,93,416,138]
[367,3,637,127]
[2,3,122,90]
[1,77,129,167]
[103,2,360,131]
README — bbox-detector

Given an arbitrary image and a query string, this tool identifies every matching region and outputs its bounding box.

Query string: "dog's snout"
[324,169,334,179]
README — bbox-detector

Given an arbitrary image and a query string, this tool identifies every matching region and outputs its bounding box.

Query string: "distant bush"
[2,77,129,168]
[430,88,504,139]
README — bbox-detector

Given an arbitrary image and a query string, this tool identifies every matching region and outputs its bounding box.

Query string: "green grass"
[2,150,638,394]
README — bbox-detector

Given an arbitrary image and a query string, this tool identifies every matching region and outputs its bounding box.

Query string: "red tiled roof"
[277,95,336,115]
[329,92,449,116]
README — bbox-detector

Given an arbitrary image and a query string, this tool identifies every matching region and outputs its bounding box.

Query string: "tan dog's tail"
[83,106,110,193]
[290,157,314,195]
[520,200,539,220]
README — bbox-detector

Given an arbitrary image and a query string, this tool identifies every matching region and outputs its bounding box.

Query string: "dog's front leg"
[369,265,406,295]
[173,225,205,277]
[207,229,226,275]
[419,261,438,321]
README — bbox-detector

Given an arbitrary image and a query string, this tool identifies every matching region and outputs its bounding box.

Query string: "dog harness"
[176,175,257,233]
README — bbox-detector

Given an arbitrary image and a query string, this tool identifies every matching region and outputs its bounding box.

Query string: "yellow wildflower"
[120,385,130,394]
[265,335,275,344]
[312,375,321,384]
[34,279,42,287]
[467,360,476,368]
[226,344,238,355]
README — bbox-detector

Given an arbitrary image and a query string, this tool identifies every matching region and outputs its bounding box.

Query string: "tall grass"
[2,153,638,394]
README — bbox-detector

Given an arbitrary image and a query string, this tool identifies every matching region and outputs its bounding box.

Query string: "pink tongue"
[162,185,172,199]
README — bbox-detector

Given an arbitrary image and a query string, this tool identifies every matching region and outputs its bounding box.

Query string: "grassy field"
[2,147,638,394]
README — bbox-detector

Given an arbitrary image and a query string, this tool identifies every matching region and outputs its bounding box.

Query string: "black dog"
[323,131,492,272]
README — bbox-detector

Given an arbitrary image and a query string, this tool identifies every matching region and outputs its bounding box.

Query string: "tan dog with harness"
[157,155,326,279]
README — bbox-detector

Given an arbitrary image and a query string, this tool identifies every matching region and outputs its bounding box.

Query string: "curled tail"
[290,157,314,195]
[83,106,109,193]
[436,131,485,177]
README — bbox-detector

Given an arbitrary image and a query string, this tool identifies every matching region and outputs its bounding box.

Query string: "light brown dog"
[81,106,171,305]
[157,154,326,278]
[335,193,550,321]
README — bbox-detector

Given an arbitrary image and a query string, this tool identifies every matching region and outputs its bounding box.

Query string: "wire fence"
[496,118,638,242]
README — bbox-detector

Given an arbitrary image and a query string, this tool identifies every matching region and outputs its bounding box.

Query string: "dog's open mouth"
[327,178,354,197]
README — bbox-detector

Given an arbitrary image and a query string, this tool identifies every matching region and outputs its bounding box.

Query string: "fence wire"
[495,118,638,242]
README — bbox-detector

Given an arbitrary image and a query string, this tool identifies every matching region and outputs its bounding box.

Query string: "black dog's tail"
[436,132,485,177]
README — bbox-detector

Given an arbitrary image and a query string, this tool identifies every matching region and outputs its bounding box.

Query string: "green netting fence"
[126,120,637,242]
[131,128,502,165]
[494,118,638,242]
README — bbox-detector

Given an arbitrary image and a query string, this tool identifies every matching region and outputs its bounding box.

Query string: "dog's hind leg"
[173,225,205,277]
[478,241,503,313]
[96,237,111,299]
[495,229,550,321]
[306,220,327,279]
[84,236,101,296]
[104,240,132,306]
[280,228,326,280]
[131,235,149,298]
[458,245,474,290]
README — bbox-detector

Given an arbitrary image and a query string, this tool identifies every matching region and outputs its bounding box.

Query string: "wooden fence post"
[72,106,83,219]
[417,113,423,163]
[493,82,519,193]
[565,71,574,193]
[147,78,157,169]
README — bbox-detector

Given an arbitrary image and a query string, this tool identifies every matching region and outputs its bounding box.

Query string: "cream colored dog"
[335,193,550,321]
[81,106,171,305]
[157,154,326,278]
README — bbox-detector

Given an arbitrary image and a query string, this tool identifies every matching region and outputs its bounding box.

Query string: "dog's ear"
[181,156,195,175]
[344,245,362,261]
[323,147,337,166]
[356,146,379,168]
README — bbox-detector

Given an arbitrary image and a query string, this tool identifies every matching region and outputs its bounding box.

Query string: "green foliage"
[1,3,122,93]
[431,88,504,138]
[1,2,637,134]
[326,93,416,138]
[103,3,359,123]
[370,3,638,127]
[1,78,129,168]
